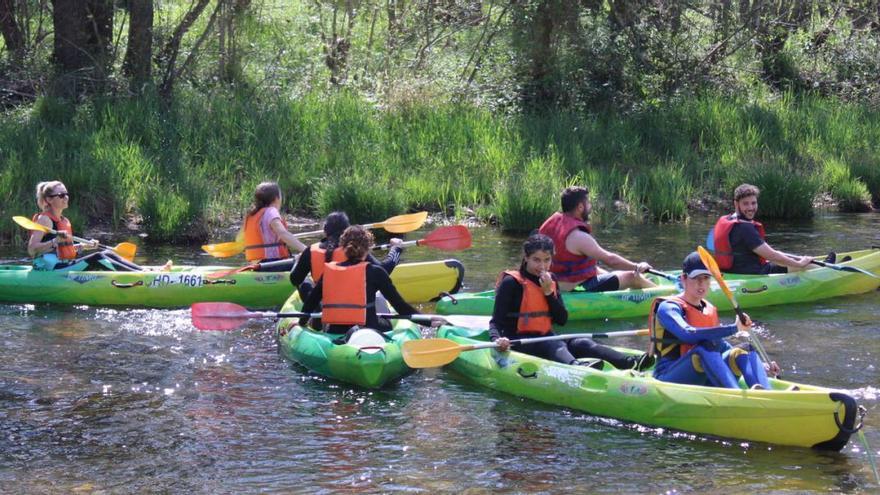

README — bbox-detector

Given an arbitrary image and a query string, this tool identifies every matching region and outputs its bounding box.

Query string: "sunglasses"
[48,192,70,199]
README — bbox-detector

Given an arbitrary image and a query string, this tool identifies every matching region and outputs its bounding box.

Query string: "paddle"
[13,216,138,262]
[190,301,485,331]
[781,252,880,279]
[401,329,650,369]
[205,225,470,279]
[647,269,679,283]
[201,211,430,258]
[696,246,773,369]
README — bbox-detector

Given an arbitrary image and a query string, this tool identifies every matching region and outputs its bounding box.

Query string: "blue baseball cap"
[682,251,711,278]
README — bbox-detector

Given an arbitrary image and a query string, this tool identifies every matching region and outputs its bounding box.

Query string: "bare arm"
[566,230,651,272]
[753,243,812,269]
[269,218,307,253]
[26,216,58,257]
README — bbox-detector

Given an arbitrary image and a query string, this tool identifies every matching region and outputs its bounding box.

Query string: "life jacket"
[33,212,77,260]
[243,207,291,262]
[712,213,767,270]
[321,262,374,326]
[538,212,598,283]
[310,242,346,281]
[648,295,719,359]
[495,270,556,335]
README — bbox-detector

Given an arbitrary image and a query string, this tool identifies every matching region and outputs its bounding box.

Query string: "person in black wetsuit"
[491,234,654,370]
[289,211,404,300]
[298,225,417,340]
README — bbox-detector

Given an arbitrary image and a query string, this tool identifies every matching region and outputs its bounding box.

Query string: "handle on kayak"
[111,280,144,289]
[740,285,768,294]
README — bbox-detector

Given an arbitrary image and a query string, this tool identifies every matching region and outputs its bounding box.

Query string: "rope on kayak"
[857,428,880,486]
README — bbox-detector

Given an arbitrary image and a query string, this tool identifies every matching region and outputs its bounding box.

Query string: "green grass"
[2,91,880,244]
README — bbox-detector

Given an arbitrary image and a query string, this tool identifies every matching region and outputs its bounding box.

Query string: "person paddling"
[298,225,417,341]
[538,186,657,292]
[492,234,654,370]
[649,251,780,389]
[712,183,812,274]
[289,211,404,300]
[242,182,307,271]
[27,181,143,272]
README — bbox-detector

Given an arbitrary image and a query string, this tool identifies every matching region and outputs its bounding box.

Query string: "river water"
[1,212,878,493]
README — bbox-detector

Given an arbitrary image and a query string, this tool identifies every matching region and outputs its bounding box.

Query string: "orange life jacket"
[310,242,346,281]
[712,214,767,270]
[538,212,598,283]
[34,212,77,260]
[495,270,557,335]
[321,262,372,326]
[648,295,719,358]
[243,207,291,262]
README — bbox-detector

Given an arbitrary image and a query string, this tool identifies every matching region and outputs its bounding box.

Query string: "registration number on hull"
[147,274,204,288]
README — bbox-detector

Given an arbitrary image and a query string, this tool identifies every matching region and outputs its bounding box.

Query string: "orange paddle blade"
[372,211,428,233]
[418,225,472,251]
[697,245,736,303]
[202,240,245,258]
[112,242,138,262]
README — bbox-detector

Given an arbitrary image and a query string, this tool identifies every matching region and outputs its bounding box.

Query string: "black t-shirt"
[727,222,766,274]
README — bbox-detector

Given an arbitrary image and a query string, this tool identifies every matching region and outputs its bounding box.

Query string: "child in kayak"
[27,181,143,272]
[289,211,404,300]
[649,251,780,389]
[298,225,416,341]
[242,182,307,271]
[491,234,654,370]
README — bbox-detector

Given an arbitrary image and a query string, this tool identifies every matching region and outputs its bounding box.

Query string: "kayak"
[0,259,465,308]
[275,292,420,388]
[436,326,862,450]
[436,249,880,321]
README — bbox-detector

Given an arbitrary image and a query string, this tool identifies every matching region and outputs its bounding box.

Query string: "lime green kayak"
[0,259,464,308]
[436,326,862,450]
[437,249,880,321]
[275,292,421,388]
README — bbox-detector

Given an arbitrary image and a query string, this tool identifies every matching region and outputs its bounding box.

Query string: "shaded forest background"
[2,1,880,242]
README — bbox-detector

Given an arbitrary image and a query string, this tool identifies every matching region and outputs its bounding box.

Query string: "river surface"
[1,212,879,494]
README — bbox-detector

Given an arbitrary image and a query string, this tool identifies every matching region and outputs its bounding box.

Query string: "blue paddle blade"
[705,228,715,252]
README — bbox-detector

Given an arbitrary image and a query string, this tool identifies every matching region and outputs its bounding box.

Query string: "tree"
[123,0,154,92]
[50,0,114,96]
[0,0,25,60]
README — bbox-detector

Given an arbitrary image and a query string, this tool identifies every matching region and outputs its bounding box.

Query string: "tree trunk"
[158,0,212,98]
[51,0,114,97]
[0,0,25,59]
[123,0,154,92]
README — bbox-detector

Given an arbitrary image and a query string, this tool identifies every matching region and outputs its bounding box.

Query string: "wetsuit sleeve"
[547,277,567,326]
[289,246,312,287]
[298,278,323,326]
[371,265,417,315]
[731,223,765,251]
[655,301,737,344]
[489,275,520,341]
[368,246,403,274]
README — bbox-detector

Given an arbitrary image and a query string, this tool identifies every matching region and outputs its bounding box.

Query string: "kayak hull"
[437,249,880,320]
[0,259,464,308]
[275,293,420,388]
[436,326,860,450]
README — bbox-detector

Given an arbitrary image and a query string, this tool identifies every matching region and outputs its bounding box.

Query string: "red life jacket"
[712,214,767,270]
[321,262,371,326]
[243,207,291,262]
[648,295,719,359]
[310,242,346,281]
[538,212,598,283]
[33,212,77,260]
[495,270,557,335]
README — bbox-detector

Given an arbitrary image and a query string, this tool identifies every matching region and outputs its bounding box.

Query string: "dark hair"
[560,186,589,212]
[322,211,351,262]
[734,183,760,202]
[340,225,374,261]
[519,233,555,272]
[247,182,281,217]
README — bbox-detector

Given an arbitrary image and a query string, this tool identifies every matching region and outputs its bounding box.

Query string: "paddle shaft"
[647,269,678,282]
[782,252,879,278]
[468,329,650,351]
[35,224,117,252]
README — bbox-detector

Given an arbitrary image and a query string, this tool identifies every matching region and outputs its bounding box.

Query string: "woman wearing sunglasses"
[27,181,143,271]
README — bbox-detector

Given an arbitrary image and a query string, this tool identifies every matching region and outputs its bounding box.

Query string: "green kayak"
[275,292,421,388]
[0,258,464,308]
[437,248,880,321]
[436,326,862,450]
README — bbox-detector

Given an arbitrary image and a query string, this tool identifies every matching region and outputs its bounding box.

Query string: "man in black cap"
[646,252,779,389]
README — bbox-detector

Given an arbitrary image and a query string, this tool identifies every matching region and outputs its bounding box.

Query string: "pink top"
[259,206,285,259]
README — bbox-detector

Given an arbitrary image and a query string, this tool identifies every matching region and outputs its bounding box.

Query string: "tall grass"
[2,91,880,244]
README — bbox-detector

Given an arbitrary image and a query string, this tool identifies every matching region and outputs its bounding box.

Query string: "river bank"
[2,92,879,244]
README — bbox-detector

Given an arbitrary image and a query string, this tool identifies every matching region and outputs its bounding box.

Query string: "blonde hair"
[35,181,65,211]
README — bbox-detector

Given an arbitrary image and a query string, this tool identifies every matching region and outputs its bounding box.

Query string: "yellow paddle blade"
[374,211,428,234]
[112,242,138,262]
[402,338,469,368]
[697,245,736,302]
[13,215,50,233]
[202,240,245,258]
